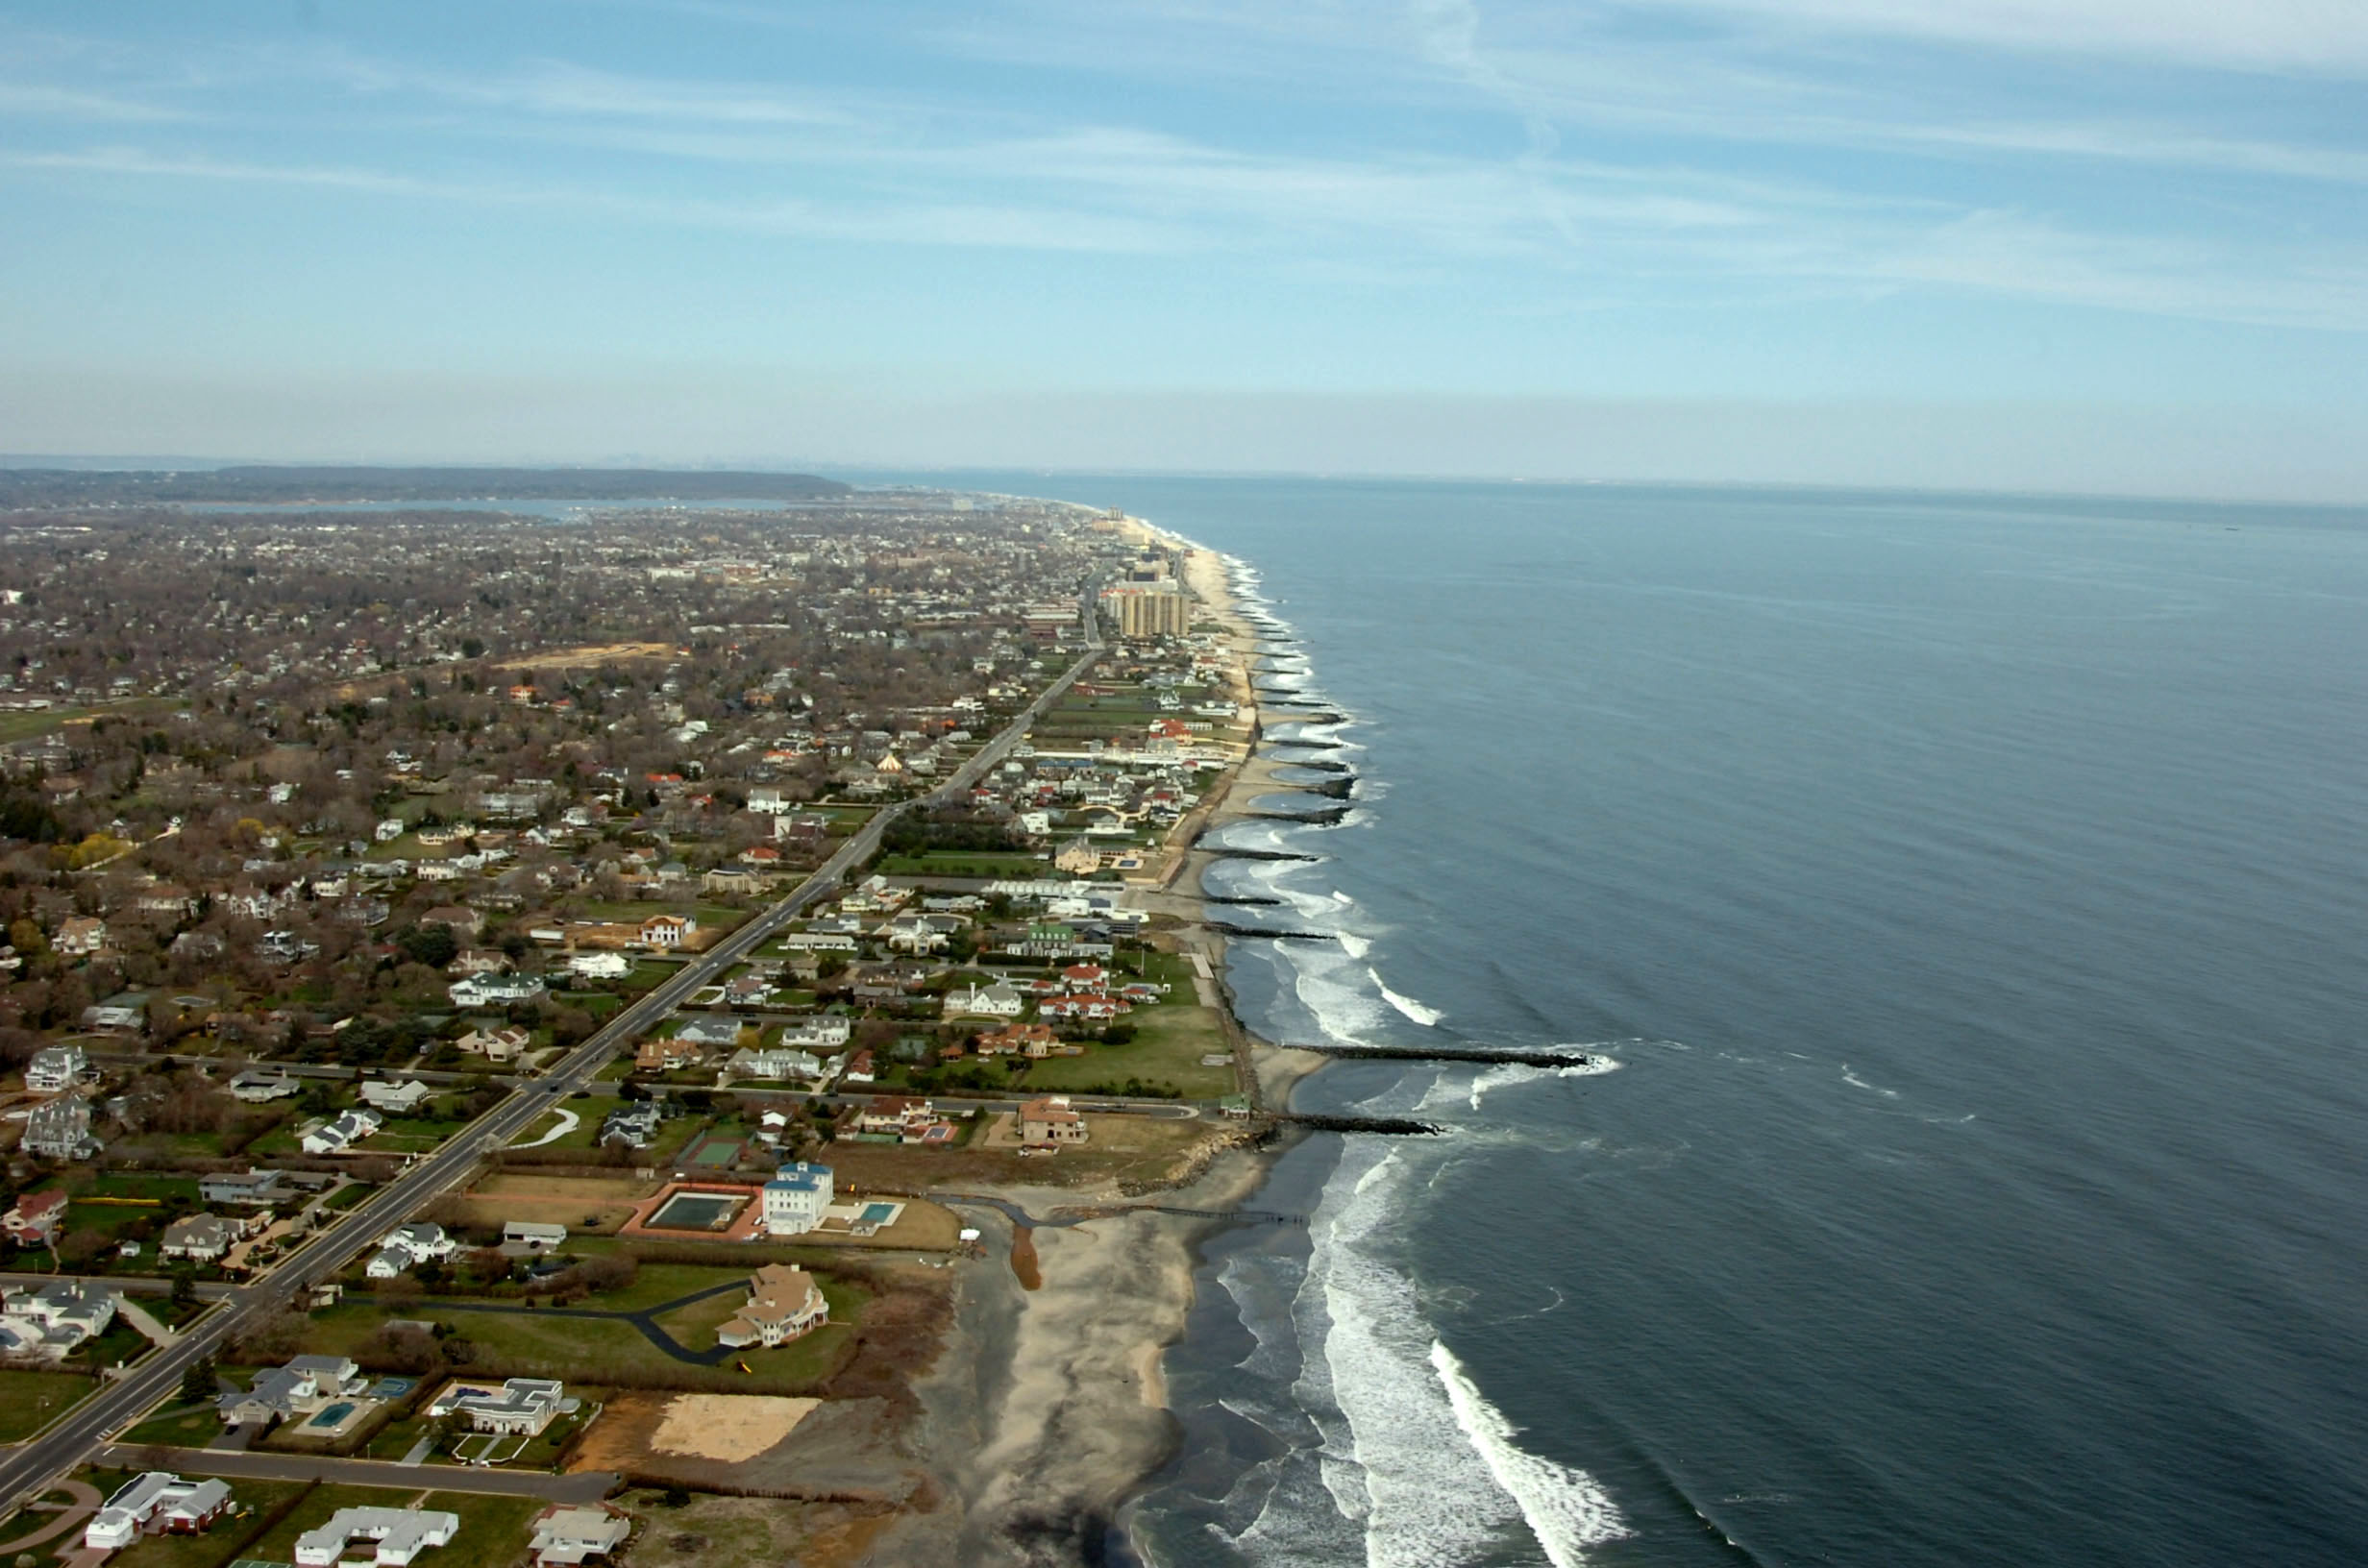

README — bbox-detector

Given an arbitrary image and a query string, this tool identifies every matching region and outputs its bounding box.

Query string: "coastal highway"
[0,619,1104,1523]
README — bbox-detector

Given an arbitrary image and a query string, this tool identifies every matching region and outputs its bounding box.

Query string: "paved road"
[92,1446,616,1503]
[0,628,1104,1523]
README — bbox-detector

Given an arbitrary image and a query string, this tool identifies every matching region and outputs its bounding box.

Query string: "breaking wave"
[1432,1340,1633,1566]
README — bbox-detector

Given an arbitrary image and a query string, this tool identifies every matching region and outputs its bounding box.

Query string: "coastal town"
[0,480,1303,1568]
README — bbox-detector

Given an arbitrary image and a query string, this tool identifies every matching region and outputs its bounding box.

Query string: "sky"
[2,0,2365,500]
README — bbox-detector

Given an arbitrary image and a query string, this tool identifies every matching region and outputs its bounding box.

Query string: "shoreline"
[878,517,1337,1565]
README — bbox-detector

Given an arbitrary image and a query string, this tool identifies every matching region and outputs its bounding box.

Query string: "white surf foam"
[1841,1065,1901,1098]
[1431,1340,1633,1566]
[1375,978,1444,1026]
[1463,1057,1622,1109]
[1336,931,1372,960]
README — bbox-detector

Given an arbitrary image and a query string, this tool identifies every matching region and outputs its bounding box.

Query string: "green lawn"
[1018,1009,1231,1103]
[0,1368,93,1441]
[298,1267,861,1394]
[242,1485,543,1568]
[118,1399,222,1448]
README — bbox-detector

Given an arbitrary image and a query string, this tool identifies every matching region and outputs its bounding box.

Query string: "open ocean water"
[874,474,2368,1568]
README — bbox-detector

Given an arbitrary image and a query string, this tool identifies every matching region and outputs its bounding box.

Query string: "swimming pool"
[858,1202,900,1225]
[649,1190,743,1230]
[306,1402,356,1429]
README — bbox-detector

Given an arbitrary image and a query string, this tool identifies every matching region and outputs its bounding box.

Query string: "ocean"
[883,476,2368,1568]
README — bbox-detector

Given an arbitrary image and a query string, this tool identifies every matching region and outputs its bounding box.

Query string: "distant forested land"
[0,466,852,506]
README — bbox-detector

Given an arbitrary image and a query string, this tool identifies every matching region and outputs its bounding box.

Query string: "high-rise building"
[1103,584,1192,639]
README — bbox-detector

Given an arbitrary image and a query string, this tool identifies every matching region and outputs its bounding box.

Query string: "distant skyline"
[3,2,2365,501]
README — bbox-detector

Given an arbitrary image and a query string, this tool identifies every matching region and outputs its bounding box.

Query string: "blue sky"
[2,1,2365,499]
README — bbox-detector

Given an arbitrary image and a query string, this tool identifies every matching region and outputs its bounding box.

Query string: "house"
[639,914,696,948]
[566,950,630,980]
[780,1017,853,1050]
[0,1278,118,1356]
[725,1046,830,1085]
[2,1188,69,1246]
[600,1102,662,1147]
[502,1222,565,1260]
[201,1168,330,1208]
[301,1108,383,1155]
[430,1376,571,1435]
[760,1162,833,1237]
[942,980,1024,1019]
[218,1355,364,1426]
[446,974,547,1008]
[448,948,511,977]
[842,1048,876,1085]
[672,1015,744,1050]
[81,995,147,1034]
[24,1043,88,1092]
[84,1473,234,1550]
[502,1220,568,1253]
[456,1025,531,1064]
[976,1022,1059,1059]
[1060,963,1108,993]
[715,1263,829,1349]
[529,1506,629,1568]
[22,1094,101,1161]
[53,916,107,956]
[418,905,484,940]
[160,1213,256,1264]
[848,1096,949,1143]
[746,785,795,814]
[293,1507,459,1568]
[1019,1095,1090,1145]
[1054,838,1100,875]
[367,1222,456,1278]
[632,1036,704,1073]
[357,1078,435,1115]
[228,1067,303,1103]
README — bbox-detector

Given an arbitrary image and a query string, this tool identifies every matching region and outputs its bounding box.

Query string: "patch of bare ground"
[617,1489,899,1568]
[498,641,677,670]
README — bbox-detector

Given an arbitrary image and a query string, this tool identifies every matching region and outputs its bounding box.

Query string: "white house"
[0,1278,118,1358]
[761,1162,834,1237]
[503,1220,568,1253]
[429,1376,572,1436]
[943,980,1024,1019]
[24,1043,88,1093]
[446,974,548,1009]
[567,951,631,980]
[294,1507,458,1568]
[357,1078,434,1115]
[529,1506,629,1568]
[302,1108,383,1155]
[366,1222,456,1278]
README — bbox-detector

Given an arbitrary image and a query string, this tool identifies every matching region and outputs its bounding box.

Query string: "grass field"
[0,1368,93,1442]
[118,1399,220,1449]
[300,1266,864,1394]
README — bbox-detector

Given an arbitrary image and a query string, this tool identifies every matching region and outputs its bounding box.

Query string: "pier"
[1292,1043,1611,1068]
